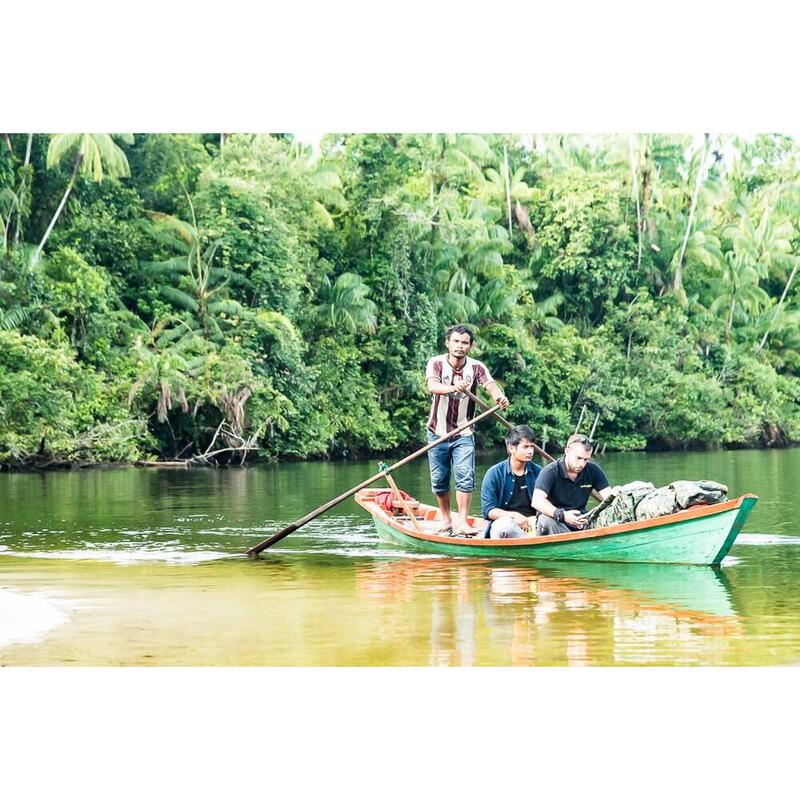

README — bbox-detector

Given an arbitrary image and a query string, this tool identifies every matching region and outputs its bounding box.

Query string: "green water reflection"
[1,448,799,665]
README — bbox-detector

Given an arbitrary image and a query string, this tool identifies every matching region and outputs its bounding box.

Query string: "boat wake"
[736,533,800,546]
[2,549,238,565]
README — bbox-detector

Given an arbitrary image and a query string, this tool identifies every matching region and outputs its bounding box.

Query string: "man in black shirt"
[532,433,612,535]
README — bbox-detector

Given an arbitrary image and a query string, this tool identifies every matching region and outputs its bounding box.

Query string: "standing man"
[531,434,612,535]
[425,324,509,535]
[480,425,542,538]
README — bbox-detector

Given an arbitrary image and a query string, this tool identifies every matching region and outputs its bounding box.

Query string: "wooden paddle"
[245,402,503,557]
[462,388,603,503]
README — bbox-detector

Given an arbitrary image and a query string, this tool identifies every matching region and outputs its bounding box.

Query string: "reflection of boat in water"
[354,555,739,628]
[355,489,758,565]
[352,555,744,665]
[536,561,737,620]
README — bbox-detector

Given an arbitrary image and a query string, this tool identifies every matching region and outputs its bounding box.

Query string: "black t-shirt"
[534,457,609,512]
[506,472,535,516]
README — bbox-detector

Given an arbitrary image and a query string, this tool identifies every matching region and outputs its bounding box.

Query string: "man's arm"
[532,488,559,518]
[593,465,611,501]
[480,467,530,525]
[532,488,586,528]
[483,380,510,410]
[480,466,502,519]
[427,377,459,396]
[474,363,509,410]
[488,508,531,525]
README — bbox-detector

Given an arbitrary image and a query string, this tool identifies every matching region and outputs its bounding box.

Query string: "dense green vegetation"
[1,132,799,467]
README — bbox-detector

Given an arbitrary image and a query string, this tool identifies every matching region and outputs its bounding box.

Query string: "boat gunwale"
[354,491,758,547]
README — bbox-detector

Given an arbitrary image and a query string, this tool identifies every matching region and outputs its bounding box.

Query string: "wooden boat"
[353,489,758,565]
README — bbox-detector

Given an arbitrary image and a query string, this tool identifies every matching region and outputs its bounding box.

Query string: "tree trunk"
[727,294,735,343]
[13,134,34,246]
[504,144,512,237]
[629,135,642,271]
[641,139,653,240]
[3,192,16,252]
[674,133,710,302]
[757,259,799,353]
[34,152,82,261]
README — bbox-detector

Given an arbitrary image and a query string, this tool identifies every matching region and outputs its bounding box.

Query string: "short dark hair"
[445,324,474,343]
[566,433,595,452]
[506,425,537,448]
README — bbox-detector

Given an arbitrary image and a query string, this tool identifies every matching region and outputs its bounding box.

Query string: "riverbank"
[2,439,798,473]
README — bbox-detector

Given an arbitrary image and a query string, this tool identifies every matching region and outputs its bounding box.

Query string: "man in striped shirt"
[425,324,509,535]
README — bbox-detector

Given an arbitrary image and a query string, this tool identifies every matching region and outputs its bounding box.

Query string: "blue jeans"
[427,432,476,495]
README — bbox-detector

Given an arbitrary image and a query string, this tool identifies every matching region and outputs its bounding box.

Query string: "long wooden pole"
[462,389,603,503]
[245,402,502,557]
[462,389,553,465]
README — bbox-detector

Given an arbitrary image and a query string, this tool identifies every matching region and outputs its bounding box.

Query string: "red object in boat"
[373,489,414,513]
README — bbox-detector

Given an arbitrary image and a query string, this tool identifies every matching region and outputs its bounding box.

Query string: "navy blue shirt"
[534,457,609,512]
[480,458,542,537]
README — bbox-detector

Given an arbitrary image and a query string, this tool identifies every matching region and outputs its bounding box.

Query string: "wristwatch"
[554,508,565,524]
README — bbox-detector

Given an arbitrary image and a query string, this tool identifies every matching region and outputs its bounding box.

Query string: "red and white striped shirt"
[425,355,495,437]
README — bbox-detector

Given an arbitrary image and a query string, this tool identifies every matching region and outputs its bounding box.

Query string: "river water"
[1,448,798,665]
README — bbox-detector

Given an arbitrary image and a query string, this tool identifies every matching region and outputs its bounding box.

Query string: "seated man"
[480,425,542,538]
[532,433,612,535]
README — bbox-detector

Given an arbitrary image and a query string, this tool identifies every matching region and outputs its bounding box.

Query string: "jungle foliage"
[1,132,799,467]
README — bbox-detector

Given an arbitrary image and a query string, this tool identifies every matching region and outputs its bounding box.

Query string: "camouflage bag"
[586,480,729,528]
[584,481,655,529]
[635,480,728,521]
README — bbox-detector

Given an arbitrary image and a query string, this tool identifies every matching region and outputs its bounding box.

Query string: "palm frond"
[456,134,495,164]
[156,323,200,347]
[468,249,504,276]
[160,285,199,312]
[311,169,343,190]
[45,134,83,169]
[315,187,347,212]
[439,291,479,321]
[145,211,198,247]
[312,201,335,229]
[142,256,191,276]
[448,268,468,294]
[208,298,246,317]
[445,149,484,183]
[86,134,131,180]
[0,305,30,331]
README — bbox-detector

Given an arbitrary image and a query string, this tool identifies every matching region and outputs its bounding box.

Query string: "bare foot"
[452,521,475,537]
[433,519,453,534]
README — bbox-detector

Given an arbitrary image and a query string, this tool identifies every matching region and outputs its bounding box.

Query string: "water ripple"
[736,533,800,545]
[3,549,238,565]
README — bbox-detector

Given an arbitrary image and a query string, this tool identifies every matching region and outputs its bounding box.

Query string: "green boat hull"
[367,496,757,566]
